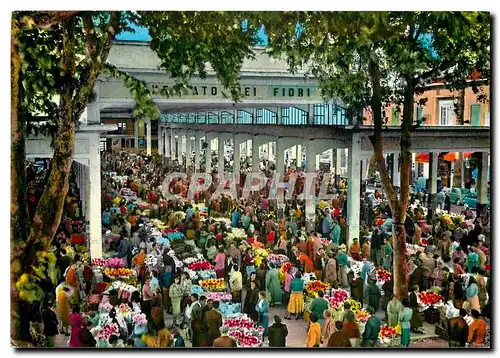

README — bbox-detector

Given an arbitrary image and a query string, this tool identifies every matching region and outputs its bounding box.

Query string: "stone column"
[252,136,260,172]
[134,119,139,148]
[218,135,225,173]
[305,141,317,232]
[460,154,465,188]
[146,119,152,155]
[429,152,439,212]
[158,126,163,156]
[347,136,361,247]
[297,144,302,169]
[205,133,213,173]
[194,132,201,172]
[477,152,489,219]
[89,133,102,259]
[276,138,284,174]
[234,135,241,177]
[165,129,171,161]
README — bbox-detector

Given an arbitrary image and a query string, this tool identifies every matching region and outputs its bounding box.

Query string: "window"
[470,105,481,126]
[391,108,399,125]
[99,139,107,152]
[416,106,424,122]
[117,122,127,134]
[484,112,490,127]
[439,100,454,126]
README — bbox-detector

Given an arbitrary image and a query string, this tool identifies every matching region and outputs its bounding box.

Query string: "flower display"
[346,297,362,313]
[199,278,226,292]
[223,316,256,330]
[356,309,371,324]
[96,323,120,341]
[305,280,331,297]
[376,268,392,283]
[132,313,147,326]
[167,231,185,241]
[231,228,247,239]
[99,302,113,313]
[205,291,232,302]
[379,325,397,344]
[219,302,242,317]
[320,238,331,246]
[228,330,261,347]
[325,288,349,308]
[187,261,215,271]
[267,254,289,267]
[419,291,444,307]
[104,268,136,279]
[92,258,126,268]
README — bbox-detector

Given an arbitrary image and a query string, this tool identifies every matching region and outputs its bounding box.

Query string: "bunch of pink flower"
[223,317,256,330]
[376,269,391,283]
[118,303,131,315]
[132,313,147,326]
[228,330,261,347]
[320,238,331,246]
[96,323,119,341]
[205,292,232,302]
[187,261,214,271]
[267,254,289,267]
[326,288,349,308]
[92,258,125,268]
[99,302,113,313]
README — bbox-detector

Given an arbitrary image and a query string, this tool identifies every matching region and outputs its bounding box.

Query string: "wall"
[363,84,490,126]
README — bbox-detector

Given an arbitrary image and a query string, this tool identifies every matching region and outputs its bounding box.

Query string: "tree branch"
[19,11,79,29]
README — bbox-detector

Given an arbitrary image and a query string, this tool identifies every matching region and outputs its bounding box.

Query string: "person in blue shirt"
[231,208,240,228]
[336,246,349,288]
[330,219,341,246]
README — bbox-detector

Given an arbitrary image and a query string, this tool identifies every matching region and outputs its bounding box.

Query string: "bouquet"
[183,257,202,266]
[305,280,331,297]
[267,254,289,267]
[99,302,113,313]
[228,329,262,347]
[356,309,371,324]
[223,316,256,330]
[205,292,232,302]
[419,291,444,307]
[167,232,185,241]
[132,313,147,326]
[219,302,242,317]
[376,268,392,283]
[104,267,136,279]
[200,278,226,292]
[326,288,349,309]
[188,261,215,271]
[320,238,331,246]
[378,325,397,345]
[346,297,362,313]
[231,228,247,239]
[96,323,120,341]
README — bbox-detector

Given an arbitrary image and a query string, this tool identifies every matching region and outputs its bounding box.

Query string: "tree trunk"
[368,55,411,299]
[392,222,408,298]
[10,16,27,342]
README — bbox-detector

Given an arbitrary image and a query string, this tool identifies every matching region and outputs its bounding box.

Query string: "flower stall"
[199,278,227,292]
[419,291,444,324]
[325,288,350,321]
[378,325,398,347]
[305,280,331,298]
[223,315,264,347]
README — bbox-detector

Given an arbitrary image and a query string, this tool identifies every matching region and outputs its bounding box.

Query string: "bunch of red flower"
[305,280,331,296]
[325,288,349,308]
[223,317,256,330]
[280,261,293,274]
[419,291,444,306]
[187,261,214,271]
[228,330,261,347]
[379,325,397,341]
[376,268,392,282]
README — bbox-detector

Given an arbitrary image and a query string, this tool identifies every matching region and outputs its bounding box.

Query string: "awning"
[441,152,474,162]
[415,153,429,163]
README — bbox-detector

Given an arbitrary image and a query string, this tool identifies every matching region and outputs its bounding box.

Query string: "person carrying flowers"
[284,271,305,320]
[256,291,270,338]
[398,299,413,347]
[336,246,349,288]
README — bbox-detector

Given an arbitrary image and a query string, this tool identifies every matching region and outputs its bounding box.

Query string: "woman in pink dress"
[214,247,226,279]
[69,305,84,347]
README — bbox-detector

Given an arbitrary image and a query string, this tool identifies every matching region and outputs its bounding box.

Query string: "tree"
[11,10,259,343]
[253,11,489,298]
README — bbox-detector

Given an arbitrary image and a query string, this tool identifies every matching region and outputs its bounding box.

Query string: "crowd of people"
[21,151,491,348]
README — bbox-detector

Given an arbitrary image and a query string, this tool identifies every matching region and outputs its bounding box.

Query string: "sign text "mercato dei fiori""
[151,84,317,99]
